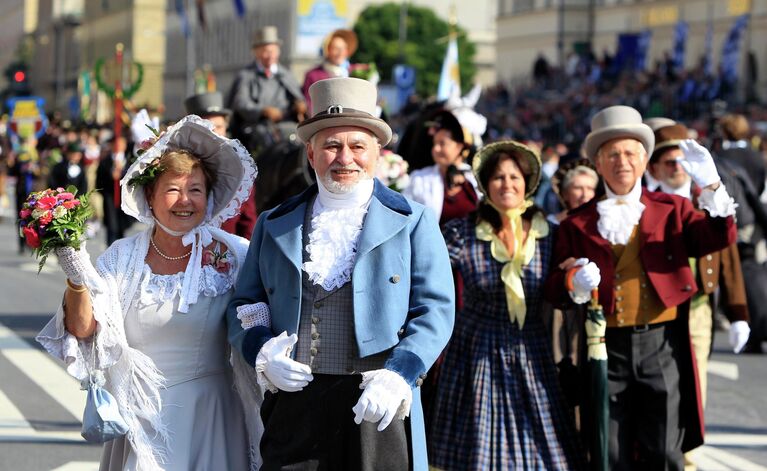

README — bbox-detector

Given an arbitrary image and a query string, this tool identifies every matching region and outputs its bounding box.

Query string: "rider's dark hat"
[184,92,231,119]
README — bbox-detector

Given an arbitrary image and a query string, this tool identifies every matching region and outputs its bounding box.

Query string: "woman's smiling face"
[148,167,208,232]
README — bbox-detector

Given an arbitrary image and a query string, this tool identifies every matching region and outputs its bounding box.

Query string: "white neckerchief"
[322,61,349,77]
[596,179,645,245]
[659,179,691,199]
[152,219,214,313]
[302,177,374,291]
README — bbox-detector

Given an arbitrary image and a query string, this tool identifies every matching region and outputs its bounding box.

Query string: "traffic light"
[5,62,31,96]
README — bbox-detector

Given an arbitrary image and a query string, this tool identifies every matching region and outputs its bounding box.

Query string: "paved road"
[0,211,765,470]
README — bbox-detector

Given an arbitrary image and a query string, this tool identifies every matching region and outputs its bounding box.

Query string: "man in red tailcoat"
[544,105,738,470]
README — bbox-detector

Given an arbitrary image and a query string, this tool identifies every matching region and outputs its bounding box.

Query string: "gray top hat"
[184,92,231,118]
[252,25,282,48]
[583,105,654,160]
[643,117,677,132]
[296,77,392,145]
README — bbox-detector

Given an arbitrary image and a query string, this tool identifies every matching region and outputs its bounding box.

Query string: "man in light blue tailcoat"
[226,77,454,470]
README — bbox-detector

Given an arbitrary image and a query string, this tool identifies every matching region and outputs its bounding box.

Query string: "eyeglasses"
[661,159,683,168]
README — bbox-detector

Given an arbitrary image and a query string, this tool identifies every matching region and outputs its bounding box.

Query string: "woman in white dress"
[37,116,263,470]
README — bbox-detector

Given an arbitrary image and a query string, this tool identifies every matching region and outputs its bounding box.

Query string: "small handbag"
[80,337,129,443]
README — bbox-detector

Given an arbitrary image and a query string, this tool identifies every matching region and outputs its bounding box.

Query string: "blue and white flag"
[636,29,652,71]
[672,21,689,71]
[720,14,750,83]
[437,35,460,101]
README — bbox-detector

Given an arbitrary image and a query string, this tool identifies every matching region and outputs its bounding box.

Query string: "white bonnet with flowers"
[119,113,257,313]
[120,114,256,227]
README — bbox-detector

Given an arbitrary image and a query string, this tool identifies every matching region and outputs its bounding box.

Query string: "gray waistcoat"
[294,197,390,374]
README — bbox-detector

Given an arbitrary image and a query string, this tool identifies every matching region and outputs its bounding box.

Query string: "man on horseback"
[228,25,307,152]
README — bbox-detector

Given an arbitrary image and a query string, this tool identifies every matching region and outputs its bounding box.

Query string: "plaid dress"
[428,217,585,471]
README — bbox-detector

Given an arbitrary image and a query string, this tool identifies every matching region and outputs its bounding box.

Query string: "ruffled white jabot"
[596,180,645,245]
[302,177,373,290]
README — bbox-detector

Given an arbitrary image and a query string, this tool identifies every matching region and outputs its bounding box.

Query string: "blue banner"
[720,14,750,83]
[233,0,245,18]
[614,30,652,72]
[672,21,688,71]
[175,0,190,37]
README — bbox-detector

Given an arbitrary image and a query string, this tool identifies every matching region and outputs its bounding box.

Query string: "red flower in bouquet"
[18,185,93,272]
[22,226,41,248]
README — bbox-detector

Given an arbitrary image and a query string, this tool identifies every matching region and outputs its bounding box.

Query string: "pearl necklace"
[150,236,192,261]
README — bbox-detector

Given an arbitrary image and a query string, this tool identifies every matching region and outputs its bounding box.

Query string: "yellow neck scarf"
[475,200,549,328]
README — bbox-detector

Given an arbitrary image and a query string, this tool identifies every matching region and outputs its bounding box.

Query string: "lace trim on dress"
[302,203,368,291]
[136,264,234,308]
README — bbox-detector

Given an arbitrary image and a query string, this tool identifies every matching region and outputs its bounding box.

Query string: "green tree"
[352,3,476,98]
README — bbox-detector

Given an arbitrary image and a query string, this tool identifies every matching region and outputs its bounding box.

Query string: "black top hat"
[184,92,231,118]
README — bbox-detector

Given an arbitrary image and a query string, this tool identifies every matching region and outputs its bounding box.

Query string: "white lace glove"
[679,139,720,188]
[255,331,313,393]
[729,320,750,354]
[236,302,271,330]
[55,244,99,287]
[352,369,412,432]
[568,258,601,305]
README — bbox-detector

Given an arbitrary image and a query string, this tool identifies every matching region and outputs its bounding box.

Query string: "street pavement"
[0,208,766,470]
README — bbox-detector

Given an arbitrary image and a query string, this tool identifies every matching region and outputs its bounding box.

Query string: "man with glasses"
[545,106,739,470]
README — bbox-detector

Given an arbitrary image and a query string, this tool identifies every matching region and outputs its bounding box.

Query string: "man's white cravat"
[596,180,645,245]
[303,177,374,291]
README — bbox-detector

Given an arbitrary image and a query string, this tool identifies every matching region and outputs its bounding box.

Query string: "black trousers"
[260,374,412,471]
[606,322,685,471]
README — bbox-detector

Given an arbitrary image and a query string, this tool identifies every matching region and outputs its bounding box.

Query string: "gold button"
[618,308,624,313]
[641,283,647,288]
[312,316,320,324]
[642,294,648,299]
[706,255,713,261]
[707,281,714,288]
[313,301,323,309]
[398,328,405,336]
[615,274,621,280]
[618,318,625,325]
[616,296,623,301]
[390,274,401,283]
[706,268,713,275]
[310,347,318,356]
[311,332,320,340]
[415,378,424,387]
[667,255,673,260]
[616,285,622,291]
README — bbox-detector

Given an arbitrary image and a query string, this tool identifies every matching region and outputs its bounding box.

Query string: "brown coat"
[697,244,749,323]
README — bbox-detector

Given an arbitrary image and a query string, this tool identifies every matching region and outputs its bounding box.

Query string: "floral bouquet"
[18,186,93,272]
[375,150,410,192]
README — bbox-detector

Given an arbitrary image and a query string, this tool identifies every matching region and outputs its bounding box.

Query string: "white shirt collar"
[315,176,374,210]
[604,178,643,202]
[658,179,692,199]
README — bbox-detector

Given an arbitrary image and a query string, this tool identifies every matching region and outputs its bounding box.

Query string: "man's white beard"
[320,169,372,194]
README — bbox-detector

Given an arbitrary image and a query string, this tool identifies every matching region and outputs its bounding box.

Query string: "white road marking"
[0,389,83,443]
[50,462,100,471]
[0,322,86,420]
[706,432,767,447]
[707,360,739,381]
[695,445,767,471]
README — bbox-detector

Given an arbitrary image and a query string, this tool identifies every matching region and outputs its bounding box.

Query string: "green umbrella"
[586,288,608,471]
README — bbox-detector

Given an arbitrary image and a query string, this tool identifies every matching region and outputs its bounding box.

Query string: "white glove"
[236,302,271,330]
[569,258,601,305]
[55,244,99,287]
[679,139,721,188]
[255,331,313,393]
[729,320,750,354]
[352,369,412,432]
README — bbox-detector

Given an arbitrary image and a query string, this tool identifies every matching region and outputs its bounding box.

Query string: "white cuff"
[254,352,278,394]
[568,289,591,305]
[698,184,738,218]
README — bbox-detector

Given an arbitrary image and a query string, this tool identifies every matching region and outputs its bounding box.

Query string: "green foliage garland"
[94,57,144,99]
